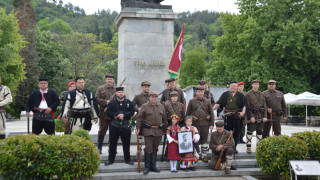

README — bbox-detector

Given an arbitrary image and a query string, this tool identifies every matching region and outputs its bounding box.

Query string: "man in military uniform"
[194,80,215,106]
[209,121,235,174]
[95,73,116,154]
[105,87,135,166]
[237,81,246,144]
[262,80,287,138]
[26,78,60,135]
[132,81,151,114]
[213,81,247,153]
[161,78,185,105]
[136,91,167,175]
[62,77,99,133]
[58,81,76,134]
[164,91,185,126]
[245,80,267,153]
[0,76,13,139]
[187,86,214,163]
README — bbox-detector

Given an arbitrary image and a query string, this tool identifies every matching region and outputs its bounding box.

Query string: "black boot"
[150,152,160,173]
[0,135,5,139]
[97,135,104,154]
[143,153,152,175]
[239,137,245,144]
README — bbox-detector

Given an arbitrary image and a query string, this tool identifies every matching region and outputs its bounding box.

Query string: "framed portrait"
[178,131,194,154]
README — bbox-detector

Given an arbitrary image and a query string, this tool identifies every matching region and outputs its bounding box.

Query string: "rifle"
[104,77,126,112]
[270,113,274,136]
[137,134,142,173]
[161,131,167,162]
[215,130,234,170]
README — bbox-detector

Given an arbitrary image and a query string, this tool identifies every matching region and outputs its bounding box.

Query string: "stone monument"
[115,0,177,99]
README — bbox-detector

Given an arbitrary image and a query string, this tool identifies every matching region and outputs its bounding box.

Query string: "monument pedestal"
[115,8,177,99]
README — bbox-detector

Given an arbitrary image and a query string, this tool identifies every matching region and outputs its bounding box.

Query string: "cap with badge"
[105,73,114,78]
[166,78,176,82]
[169,91,179,96]
[195,86,205,90]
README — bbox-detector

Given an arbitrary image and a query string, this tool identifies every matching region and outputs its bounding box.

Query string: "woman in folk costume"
[180,116,200,171]
[166,114,181,172]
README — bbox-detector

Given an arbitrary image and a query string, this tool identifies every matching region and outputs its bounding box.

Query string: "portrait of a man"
[178,131,193,154]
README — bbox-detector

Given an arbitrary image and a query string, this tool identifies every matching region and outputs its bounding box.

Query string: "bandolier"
[245,80,267,153]
[186,86,214,163]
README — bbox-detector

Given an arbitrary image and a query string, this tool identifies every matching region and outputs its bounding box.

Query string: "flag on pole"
[168,24,185,80]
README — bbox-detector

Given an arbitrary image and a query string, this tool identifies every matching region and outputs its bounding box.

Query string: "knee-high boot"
[143,153,152,175]
[150,152,160,173]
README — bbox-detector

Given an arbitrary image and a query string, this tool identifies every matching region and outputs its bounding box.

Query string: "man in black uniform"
[26,78,60,135]
[213,81,247,153]
[105,87,135,165]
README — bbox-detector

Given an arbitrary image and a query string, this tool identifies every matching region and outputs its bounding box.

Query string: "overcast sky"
[64,0,239,15]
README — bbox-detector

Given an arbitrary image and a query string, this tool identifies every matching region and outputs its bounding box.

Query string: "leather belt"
[225,109,239,113]
[151,126,159,128]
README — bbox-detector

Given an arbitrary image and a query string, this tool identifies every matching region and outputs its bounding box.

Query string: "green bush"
[0,134,100,179]
[256,135,309,180]
[292,130,320,160]
[55,118,65,132]
[72,129,92,141]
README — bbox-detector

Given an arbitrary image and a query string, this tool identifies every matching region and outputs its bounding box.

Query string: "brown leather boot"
[202,156,208,163]
[247,147,252,153]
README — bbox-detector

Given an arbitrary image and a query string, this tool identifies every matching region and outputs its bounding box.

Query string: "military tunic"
[209,129,235,169]
[245,90,267,147]
[164,100,185,125]
[161,88,185,105]
[136,102,167,153]
[262,89,287,138]
[132,92,149,112]
[95,85,115,136]
[186,97,214,156]
[0,85,12,137]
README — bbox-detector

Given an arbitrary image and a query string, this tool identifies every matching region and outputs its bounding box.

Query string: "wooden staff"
[215,130,234,170]
[137,134,142,173]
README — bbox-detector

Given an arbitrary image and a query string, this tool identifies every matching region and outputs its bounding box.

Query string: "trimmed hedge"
[256,135,309,180]
[0,134,100,179]
[292,130,320,160]
[72,129,92,141]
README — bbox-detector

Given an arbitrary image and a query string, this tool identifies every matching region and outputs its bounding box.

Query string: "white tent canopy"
[284,92,320,126]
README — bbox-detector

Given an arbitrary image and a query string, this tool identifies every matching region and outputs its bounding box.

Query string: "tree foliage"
[0,8,25,92]
[207,0,320,93]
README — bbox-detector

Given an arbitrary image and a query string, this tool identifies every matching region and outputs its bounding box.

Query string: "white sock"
[170,160,174,171]
[173,160,177,171]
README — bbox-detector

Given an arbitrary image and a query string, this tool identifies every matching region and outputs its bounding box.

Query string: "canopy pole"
[306,105,308,126]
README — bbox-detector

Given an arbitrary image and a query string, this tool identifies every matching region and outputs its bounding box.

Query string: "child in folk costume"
[180,116,200,171]
[166,114,181,172]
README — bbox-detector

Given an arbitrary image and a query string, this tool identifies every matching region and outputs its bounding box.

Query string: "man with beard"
[213,81,247,153]
[132,81,151,113]
[95,73,116,154]
[104,87,135,165]
[62,77,99,132]
[136,91,167,175]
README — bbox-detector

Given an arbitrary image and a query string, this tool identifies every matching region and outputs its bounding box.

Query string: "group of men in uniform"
[0,73,287,175]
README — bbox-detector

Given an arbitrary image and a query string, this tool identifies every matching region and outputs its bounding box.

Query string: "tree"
[0,8,25,92]
[207,0,320,93]
[38,17,73,35]
[180,45,208,88]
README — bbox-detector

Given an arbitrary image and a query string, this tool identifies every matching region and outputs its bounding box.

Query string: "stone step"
[98,159,258,173]
[99,152,256,162]
[93,168,264,180]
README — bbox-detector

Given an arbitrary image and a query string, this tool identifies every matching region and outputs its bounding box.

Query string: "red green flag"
[168,24,185,79]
